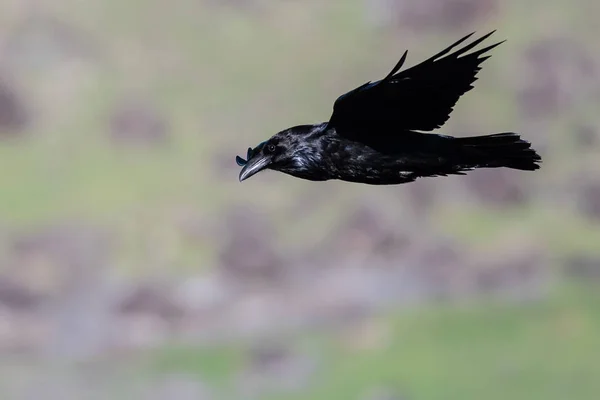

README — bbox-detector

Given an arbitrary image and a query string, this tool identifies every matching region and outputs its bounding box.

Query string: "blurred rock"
[519,38,597,119]
[108,100,169,146]
[372,0,498,32]
[574,124,598,149]
[472,247,546,299]
[0,79,28,135]
[11,223,109,258]
[416,239,463,269]
[206,0,262,13]
[236,343,317,396]
[464,169,529,207]
[405,179,437,215]
[218,206,283,285]
[1,16,97,70]
[116,313,172,349]
[410,238,469,298]
[517,75,561,118]
[174,210,212,244]
[248,343,289,370]
[118,282,183,322]
[0,278,41,311]
[578,181,600,220]
[9,222,114,359]
[563,256,600,281]
[0,307,49,353]
[10,223,112,296]
[525,37,597,78]
[1,16,103,132]
[325,203,411,263]
[144,374,213,400]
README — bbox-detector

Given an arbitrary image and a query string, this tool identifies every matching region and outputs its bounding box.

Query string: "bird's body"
[237,31,541,185]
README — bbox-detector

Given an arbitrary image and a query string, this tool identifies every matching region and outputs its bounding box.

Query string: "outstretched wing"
[326,31,504,138]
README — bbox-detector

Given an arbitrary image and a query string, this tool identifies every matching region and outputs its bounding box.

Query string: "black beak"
[238,154,271,182]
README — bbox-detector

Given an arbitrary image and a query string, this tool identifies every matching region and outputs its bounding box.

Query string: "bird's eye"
[267,144,276,153]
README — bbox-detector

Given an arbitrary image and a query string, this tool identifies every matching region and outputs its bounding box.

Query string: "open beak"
[238,154,271,182]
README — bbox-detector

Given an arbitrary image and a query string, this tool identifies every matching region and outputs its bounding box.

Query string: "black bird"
[237,31,541,185]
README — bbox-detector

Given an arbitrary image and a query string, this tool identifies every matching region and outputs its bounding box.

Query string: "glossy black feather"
[327,31,503,137]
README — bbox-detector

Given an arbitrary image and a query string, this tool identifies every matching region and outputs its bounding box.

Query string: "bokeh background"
[0,0,599,399]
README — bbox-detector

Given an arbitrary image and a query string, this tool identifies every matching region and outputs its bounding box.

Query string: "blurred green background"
[0,0,599,399]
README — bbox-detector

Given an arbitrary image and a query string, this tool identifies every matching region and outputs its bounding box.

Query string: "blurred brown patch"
[212,147,240,179]
[108,100,169,146]
[393,0,498,32]
[325,203,412,263]
[405,179,437,215]
[573,124,598,149]
[206,0,263,13]
[410,238,469,298]
[0,78,29,135]
[564,256,600,281]
[143,375,214,400]
[174,209,213,245]
[247,343,290,370]
[11,223,110,262]
[0,278,41,311]
[1,16,97,71]
[7,222,115,357]
[218,206,283,285]
[237,343,317,395]
[519,38,597,119]
[464,169,529,207]
[10,222,112,295]
[473,251,544,295]
[416,239,464,269]
[118,282,183,322]
[518,78,561,118]
[578,181,600,220]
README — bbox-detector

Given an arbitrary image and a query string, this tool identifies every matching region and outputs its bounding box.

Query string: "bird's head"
[236,125,323,182]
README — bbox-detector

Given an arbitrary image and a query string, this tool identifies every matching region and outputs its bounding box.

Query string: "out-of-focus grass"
[146,284,600,400]
[150,344,246,386]
[436,206,600,256]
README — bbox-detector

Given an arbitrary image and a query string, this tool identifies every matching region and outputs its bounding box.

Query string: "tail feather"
[454,132,541,171]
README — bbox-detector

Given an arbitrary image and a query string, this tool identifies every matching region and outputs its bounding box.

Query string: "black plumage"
[237,31,541,185]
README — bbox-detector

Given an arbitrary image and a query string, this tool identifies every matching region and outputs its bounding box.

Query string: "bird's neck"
[278,132,335,180]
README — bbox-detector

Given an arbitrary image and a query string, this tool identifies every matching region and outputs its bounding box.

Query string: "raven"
[237,31,541,185]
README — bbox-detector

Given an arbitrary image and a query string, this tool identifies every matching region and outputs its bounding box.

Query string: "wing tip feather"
[384,50,408,80]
